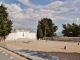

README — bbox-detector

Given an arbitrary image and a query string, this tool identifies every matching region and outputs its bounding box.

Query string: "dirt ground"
[5,40,80,60]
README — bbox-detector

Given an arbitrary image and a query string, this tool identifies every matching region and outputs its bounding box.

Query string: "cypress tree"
[0,4,13,41]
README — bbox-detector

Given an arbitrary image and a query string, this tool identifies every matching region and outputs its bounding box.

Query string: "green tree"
[62,23,80,37]
[37,21,43,40]
[0,4,13,41]
[37,18,58,39]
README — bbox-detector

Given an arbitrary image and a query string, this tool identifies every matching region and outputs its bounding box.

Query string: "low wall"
[57,37,80,42]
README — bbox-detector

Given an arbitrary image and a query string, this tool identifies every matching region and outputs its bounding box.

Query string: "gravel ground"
[5,40,80,60]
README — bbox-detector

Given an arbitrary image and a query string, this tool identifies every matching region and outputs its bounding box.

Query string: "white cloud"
[3,2,77,22]
[74,8,79,11]
[2,0,79,22]
[13,23,22,28]
[18,0,35,7]
[51,16,71,21]
[72,0,80,6]
[75,18,80,22]
[46,1,65,8]
[5,3,25,20]
[0,0,80,32]
[73,0,80,4]
[13,23,35,30]
[18,0,65,9]
[36,1,65,9]
[60,7,70,12]
[0,1,2,5]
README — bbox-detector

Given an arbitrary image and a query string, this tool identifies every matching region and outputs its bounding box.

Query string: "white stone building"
[5,29,36,40]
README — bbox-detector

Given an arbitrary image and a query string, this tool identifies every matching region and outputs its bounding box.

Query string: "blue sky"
[0,0,80,33]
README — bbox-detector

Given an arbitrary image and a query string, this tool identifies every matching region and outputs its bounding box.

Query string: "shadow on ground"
[37,51,80,60]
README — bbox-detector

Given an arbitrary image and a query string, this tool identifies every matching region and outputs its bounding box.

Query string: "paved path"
[0,49,20,60]
[0,42,59,60]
